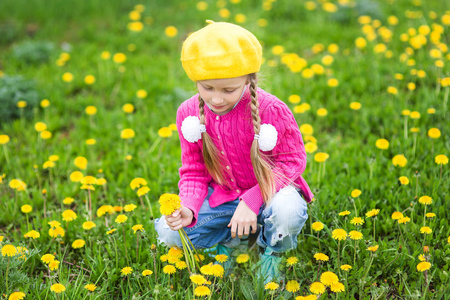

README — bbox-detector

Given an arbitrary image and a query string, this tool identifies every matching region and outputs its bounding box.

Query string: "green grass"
[0,0,449,299]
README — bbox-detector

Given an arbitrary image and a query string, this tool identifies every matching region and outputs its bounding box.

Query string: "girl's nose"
[211,96,224,105]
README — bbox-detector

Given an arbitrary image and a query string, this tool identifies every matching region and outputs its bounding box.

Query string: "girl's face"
[197,76,249,116]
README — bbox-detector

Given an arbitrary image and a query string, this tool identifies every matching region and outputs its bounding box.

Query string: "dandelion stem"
[403,116,408,140]
[6,257,10,293]
[123,226,130,265]
[317,231,321,252]
[373,218,376,241]
[2,144,10,168]
[88,189,92,221]
[337,240,341,271]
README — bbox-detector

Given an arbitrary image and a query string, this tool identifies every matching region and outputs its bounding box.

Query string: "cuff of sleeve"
[240,185,264,215]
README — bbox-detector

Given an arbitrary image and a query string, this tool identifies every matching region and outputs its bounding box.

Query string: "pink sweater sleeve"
[176,103,211,227]
[239,100,307,213]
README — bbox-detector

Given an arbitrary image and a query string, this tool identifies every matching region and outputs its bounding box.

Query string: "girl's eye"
[204,87,213,91]
[224,89,236,93]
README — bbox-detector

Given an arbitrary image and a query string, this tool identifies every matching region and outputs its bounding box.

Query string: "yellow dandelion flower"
[41,254,55,264]
[137,186,150,197]
[62,210,77,222]
[212,264,225,277]
[124,204,137,212]
[420,226,432,234]
[48,226,65,238]
[349,230,363,240]
[48,259,60,271]
[142,269,153,276]
[74,157,88,170]
[330,282,345,292]
[175,260,187,270]
[418,196,432,205]
[265,281,279,291]
[426,213,436,218]
[286,280,300,292]
[350,102,361,110]
[399,176,409,185]
[130,177,147,190]
[132,224,144,234]
[351,217,364,225]
[320,271,339,286]
[286,256,298,266]
[310,282,326,294]
[435,154,448,165]
[113,53,126,63]
[314,253,329,261]
[311,222,324,232]
[366,209,380,217]
[300,124,313,135]
[24,230,40,239]
[317,108,328,116]
[21,204,32,213]
[341,264,352,271]
[165,26,178,37]
[72,239,85,249]
[0,134,10,144]
[2,244,17,257]
[392,154,407,167]
[215,254,228,263]
[8,292,26,300]
[351,189,361,198]
[236,253,250,264]
[159,193,181,216]
[158,127,172,138]
[375,139,389,150]
[82,221,96,230]
[121,266,133,275]
[62,72,73,82]
[115,214,128,224]
[194,286,211,297]
[332,229,347,240]
[367,245,379,252]
[427,128,441,139]
[339,210,350,216]
[84,283,97,291]
[121,128,135,139]
[417,261,431,272]
[34,122,47,132]
[106,229,117,235]
[398,216,410,224]
[314,152,329,163]
[50,283,66,293]
[391,212,404,220]
[163,264,176,274]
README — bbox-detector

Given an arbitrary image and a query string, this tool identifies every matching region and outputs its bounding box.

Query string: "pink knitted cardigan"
[176,87,314,227]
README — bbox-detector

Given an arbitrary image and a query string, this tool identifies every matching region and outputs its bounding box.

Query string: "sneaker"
[253,247,284,284]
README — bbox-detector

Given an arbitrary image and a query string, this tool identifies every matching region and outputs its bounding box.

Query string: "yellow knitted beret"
[181,21,263,81]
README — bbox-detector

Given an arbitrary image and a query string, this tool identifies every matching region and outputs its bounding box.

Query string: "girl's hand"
[165,207,194,231]
[228,201,257,239]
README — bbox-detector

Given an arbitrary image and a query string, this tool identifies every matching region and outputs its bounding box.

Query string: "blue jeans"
[154,185,308,253]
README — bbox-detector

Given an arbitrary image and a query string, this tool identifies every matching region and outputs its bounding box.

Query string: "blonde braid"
[249,74,276,204]
[198,97,226,185]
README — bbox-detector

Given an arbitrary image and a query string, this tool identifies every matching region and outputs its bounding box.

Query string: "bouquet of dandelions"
[159,193,198,274]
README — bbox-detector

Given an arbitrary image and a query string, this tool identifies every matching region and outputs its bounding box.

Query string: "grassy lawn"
[0,0,449,299]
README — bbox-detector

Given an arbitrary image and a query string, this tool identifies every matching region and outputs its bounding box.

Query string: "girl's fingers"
[230,222,237,238]
[243,224,250,236]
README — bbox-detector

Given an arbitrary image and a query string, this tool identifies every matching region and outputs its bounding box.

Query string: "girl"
[155,21,314,283]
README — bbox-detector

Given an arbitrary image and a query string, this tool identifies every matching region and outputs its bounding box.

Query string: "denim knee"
[154,217,182,248]
[257,185,308,252]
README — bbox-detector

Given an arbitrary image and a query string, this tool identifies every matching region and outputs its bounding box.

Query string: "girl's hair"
[198,73,276,204]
